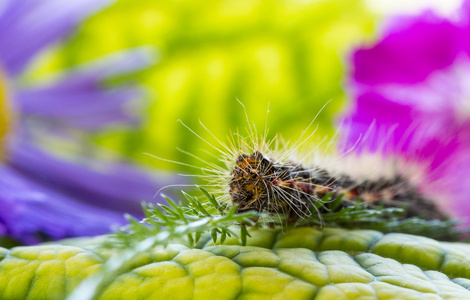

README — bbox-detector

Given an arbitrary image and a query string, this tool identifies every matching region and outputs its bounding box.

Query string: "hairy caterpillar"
[151,103,449,226]
[228,150,446,224]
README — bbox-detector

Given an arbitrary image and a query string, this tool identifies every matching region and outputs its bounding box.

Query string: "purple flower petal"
[6,138,184,216]
[0,0,113,76]
[17,86,143,130]
[0,1,188,245]
[0,165,128,245]
[15,48,156,131]
[56,47,157,83]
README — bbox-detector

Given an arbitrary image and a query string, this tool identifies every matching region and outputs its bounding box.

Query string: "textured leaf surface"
[1,228,470,299]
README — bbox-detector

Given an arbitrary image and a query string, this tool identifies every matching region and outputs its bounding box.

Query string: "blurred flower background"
[341,0,470,221]
[0,0,183,245]
[0,0,467,245]
[39,0,379,167]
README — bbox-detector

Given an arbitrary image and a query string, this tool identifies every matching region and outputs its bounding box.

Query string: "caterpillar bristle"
[172,104,451,228]
[227,149,447,225]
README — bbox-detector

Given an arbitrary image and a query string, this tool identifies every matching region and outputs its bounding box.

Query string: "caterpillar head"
[228,151,274,213]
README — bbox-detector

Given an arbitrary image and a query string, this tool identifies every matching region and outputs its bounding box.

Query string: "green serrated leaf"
[159,204,180,218]
[198,185,225,215]
[329,193,344,211]
[211,228,218,244]
[182,191,212,217]
[187,233,194,246]
[195,232,202,244]
[240,225,248,246]
[220,232,227,244]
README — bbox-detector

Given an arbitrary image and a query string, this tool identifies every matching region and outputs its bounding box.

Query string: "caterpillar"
[167,103,449,227]
[228,150,446,224]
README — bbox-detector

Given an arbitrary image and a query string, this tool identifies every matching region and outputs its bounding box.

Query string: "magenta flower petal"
[342,6,470,221]
[0,0,113,76]
[341,91,415,154]
[353,13,464,85]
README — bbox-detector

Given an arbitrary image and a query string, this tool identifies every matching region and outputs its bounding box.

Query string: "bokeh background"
[22,0,460,173]
[1,0,467,246]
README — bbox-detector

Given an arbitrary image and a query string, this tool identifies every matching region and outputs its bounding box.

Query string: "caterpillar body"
[229,150,446,224]
[162,104,451,229]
